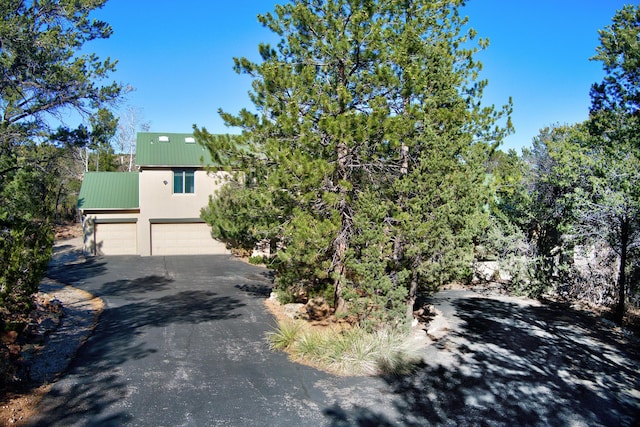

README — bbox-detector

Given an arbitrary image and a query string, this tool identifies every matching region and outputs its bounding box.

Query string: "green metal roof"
[77,172,139,210]
[136,132,215,167]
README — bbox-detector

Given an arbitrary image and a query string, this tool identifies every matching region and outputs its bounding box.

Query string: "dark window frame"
[173,169,195,194]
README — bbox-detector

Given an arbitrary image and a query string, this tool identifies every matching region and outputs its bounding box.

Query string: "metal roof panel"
[77,172,139,209]
[136,132,215,167]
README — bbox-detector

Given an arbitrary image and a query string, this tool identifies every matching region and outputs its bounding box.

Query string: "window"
[173,170,194,193]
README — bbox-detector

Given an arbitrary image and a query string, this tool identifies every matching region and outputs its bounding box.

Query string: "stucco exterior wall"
[137,168,228,256]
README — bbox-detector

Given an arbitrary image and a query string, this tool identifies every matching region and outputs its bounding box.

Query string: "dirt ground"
[1,386,50,426]
[53,223,82,241]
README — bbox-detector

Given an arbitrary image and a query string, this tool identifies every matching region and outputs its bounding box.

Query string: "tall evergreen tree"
[198,0,511,326]
[583,5,640,324]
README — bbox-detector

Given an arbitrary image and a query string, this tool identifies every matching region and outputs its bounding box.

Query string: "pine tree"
[199,0,511,326]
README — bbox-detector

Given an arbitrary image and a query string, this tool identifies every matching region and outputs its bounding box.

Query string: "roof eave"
[80,207,140,212]
[137,164,218,169]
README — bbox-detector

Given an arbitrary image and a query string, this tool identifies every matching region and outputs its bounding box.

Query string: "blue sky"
[85,0,638,152]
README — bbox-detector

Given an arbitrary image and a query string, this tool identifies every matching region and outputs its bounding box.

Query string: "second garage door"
[150,222,228,256]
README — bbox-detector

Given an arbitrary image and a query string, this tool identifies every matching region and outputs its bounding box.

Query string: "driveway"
[27,254,640,426]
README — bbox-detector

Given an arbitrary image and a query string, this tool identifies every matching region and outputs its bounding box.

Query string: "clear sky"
[84,0,638,152]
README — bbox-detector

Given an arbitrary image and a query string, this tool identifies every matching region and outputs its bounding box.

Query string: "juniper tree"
[199,0,511,326]
[503,124,590,298]
[0,0,121,321]
[581,5,640,323]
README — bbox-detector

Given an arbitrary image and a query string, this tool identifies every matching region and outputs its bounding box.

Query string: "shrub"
[266,320,304,350]
[0,220,53,327]
[266,320,422,376]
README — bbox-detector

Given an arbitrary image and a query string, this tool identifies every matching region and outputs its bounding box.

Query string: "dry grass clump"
[266,320,422,376]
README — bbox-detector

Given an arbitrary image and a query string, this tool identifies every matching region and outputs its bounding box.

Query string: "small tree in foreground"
[198,0,511,328]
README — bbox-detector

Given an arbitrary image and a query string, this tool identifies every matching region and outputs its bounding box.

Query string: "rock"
[305,297,331,320]
[413,304,436,323]
[293,288,308,304]
[282,303,306,319]
[426,308,449,340]
[474,261,512,282]
[251,239,272,258]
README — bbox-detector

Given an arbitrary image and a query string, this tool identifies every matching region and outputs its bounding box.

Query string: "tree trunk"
[53,184,64,221]
[128,138,134,172]
[406,269,419,322]
[333,232,347,314]
[334,285,346,313]
[333,141,349,314]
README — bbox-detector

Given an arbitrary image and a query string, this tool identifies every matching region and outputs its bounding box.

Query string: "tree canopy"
[198,0,511,328]
[583,4,640,323]
[0,0,121,329]
[483,5,640,323]
[0,0,120,146]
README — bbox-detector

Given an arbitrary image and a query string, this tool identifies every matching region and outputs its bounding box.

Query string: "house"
[77,132,229,256]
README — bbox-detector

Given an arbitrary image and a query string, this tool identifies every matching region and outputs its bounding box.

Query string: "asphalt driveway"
[27,253,640,426]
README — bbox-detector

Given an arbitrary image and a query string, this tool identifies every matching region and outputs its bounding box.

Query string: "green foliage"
[266,320,304,350]
[524,125,590,292]
[248,255,267,265]
[486,148,532,231]
[276,208,339,295]
[524,126,587,251]
[0,0,121,146]
[201,182,274,253]
[345,190,408,327]
[0,220,53,326]
[199,0,511,327]
[581,5,640,323]
[481,149,533,295]
[87,108,119,172]
[484,125,591,298]
[483,5,640,315]
[0,142,81,325]
[0,0,121,331]
[590,5,640,118]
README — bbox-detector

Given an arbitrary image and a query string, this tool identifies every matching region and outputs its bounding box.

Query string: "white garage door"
[95,223,137,255]
[151,223,228,256]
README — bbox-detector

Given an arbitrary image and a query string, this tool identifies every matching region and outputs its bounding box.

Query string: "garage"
[93,222,137,256]
[150,222,228,256]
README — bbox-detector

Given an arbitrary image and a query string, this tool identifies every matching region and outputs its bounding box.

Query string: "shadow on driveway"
[29,258,249,427]
[324,295,640,426]
[30,251,640,426]
[47,255,108,287]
